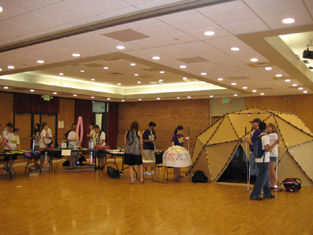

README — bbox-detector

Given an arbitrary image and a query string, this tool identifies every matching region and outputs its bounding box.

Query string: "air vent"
[227,76,250,80]
[258,87,273,90]
[83,63,104,68]
[103,57,119,61]
[108,72,124,75]
[144,67,158,72]
[102,29,149,42]
[248,62,272,68]
[177,56,209,64]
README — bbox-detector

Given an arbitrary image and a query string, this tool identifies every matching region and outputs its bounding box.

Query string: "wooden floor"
[0,159,313,235]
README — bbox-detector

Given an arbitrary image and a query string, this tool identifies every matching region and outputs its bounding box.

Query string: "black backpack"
[192,170,208,183]
[253,133,266,158]
[107,166,120,179]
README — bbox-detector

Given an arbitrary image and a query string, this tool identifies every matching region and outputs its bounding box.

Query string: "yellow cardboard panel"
[289,141,313,181]
[191,151,210,180]
[240,143,250,161]
[205,142,238,181]
[191,139,204,164]
[278,152,313,187]
[276,113,312,135]
[233,107,267,114]
[197,118,222,145]
[208,118,238,145]
[276,118,313,148]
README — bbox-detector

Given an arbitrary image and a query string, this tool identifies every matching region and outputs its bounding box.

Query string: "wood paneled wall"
[118,100,210,152]
[0,92,14,151]
[57,98,75,145]
[246,94,313,131]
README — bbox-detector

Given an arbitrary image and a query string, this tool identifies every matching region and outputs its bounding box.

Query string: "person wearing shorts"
[143,121,156,176]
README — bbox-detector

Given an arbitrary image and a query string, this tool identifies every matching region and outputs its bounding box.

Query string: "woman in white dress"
[67,123,79,169]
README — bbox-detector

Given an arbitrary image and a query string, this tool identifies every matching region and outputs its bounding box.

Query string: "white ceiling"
[0,0,312,102]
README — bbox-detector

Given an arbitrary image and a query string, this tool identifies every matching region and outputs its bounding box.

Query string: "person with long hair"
[143,121,157,176]
[124,121,144,184]
[38,122,49,169]
[171,125,184,180]
[267,123,283,192]
[33,123,40,150]
[67,123,79,169]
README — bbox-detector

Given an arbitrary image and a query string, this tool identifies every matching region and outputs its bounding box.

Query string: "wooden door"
[14,113,32,150]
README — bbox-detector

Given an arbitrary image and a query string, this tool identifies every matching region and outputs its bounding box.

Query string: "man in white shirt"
[250,122,279,200]
[94,125,106,168]
[2,122,14,174]
[45,127,53,147]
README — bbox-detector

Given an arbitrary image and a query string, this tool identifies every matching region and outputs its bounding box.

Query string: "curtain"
[14,93,59,114]
[107,102,118,149]
[75,99,93,148]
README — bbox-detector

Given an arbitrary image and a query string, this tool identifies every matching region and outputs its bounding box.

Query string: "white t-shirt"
[96,131,106,147]
[2,128,10,150]
[269,133,278,157]
[68,131,79,147]
[255,134,270,163]
[7,133,20,151]
[38,129,47,148]
[46,128,53,144]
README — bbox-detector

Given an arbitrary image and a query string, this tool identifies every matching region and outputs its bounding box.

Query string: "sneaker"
[144,171,149,176]
[151,171,154,175]
[264,194,275,199]
[250,195,263,200]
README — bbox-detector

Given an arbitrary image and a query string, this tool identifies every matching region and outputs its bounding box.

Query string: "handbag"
[282,178,301,192]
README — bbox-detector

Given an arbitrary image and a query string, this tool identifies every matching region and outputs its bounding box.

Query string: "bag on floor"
[63,160,70,166]
[192,170,208,183]
[282,178,301,192]
[107,166,120,179]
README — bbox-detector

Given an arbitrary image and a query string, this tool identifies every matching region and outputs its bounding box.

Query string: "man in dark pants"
[250,122,279,200]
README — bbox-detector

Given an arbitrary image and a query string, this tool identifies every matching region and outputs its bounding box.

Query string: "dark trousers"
[251,162,271,197]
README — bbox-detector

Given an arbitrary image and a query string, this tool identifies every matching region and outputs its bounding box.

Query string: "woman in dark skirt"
[124,121,144,184]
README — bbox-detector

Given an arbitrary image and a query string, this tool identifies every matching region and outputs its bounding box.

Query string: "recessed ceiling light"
[298,87,303,90]
[121,99,125,102]
[260,93,265,96]
[116,45,125,50]
[156,98,160,100]
[30,89,35,92]
[0,6,3,13]
[187,96,191,99]
[204,31,215,36]
[209,95,214,98]
[231,82,237,86]
[107,98,111,101]
[180,65,187,69]
[152,56,160,60]
[242,86,248,89]
[234,94,238,96]
[37,60,44,64]
[284,79,291,83]
[8,65,15,69]
[91,96,95,99]
[53,92,57,95]
[160,71,165,74]
[252,89,257,93]
[103,66,109,70]
[282,17,295,24]
[250,58,258,62]
[72,53,80,57]
[4,86,9,89]
[159,79,163,82]
[177,97,181,99]
[265,66,272,71]
[217,77,223,81]
[276,74,283,77]
[91,78,95,81]
[130,63,136,66]
[138,98,142,101]
[73,94,77,97]
[182,77,188,81]
[59,72,64,76]
[134,73,139,76]
[303,90,308,94]
[292,83,298,87]
[201,72,207,76]
[80,70,85,72]
[137,81,141,84]
[0,68,2,71]
[117,83,121,86]
[231,47,240,51]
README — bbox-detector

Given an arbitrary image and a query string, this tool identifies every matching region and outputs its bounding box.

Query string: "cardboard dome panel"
[197,118,222,145]
[191,139,204,164]
[228,113,271,138]
[207,118,238,145]
[278,152,313,187]
[240,143,250,161]
[233,107,267,114]
[289,141,313,181]
[205,142,238,181]
[191,150,210,180]
[276,113,312,135]
[276,118,313,148]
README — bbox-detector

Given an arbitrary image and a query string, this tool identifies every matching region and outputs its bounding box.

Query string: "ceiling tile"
[264,13,313,29]
[156,32,197,45]
[0,1,27,20]
[134,0,181,10]
[0,21,36,38]
[130,21,182,37]
[197,1,246,14]
[186,27,232,41]
[164,14,216,31]
[223,20,269,35]
[103,29,149,42]
[7,0,59,11]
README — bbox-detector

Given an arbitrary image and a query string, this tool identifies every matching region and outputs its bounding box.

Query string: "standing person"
[38,122,49,169]
[94,125,106,168]
[124,121,144,184]
[171,125,185,180]
[63,124,74,148]
[46,126,53,148]
[87,123,95,166]
[33,123,40,150]
[267,123,283,192]
[250,122,279,200]
[6,128,20,175]
[244,118,262,177]
[2,122,14,175]
[143,121,157,176]
[67,123,79,169]
[0,124,3,144]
